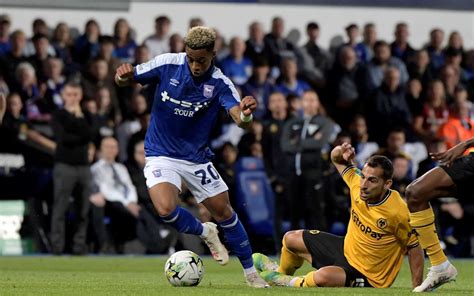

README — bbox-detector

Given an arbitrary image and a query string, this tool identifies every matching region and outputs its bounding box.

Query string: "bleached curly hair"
[184,26,216,51]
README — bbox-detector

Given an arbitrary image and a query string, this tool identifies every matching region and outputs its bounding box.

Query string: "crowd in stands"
[1,13,473,256]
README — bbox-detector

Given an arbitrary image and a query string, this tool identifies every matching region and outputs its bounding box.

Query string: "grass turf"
[1,256,473,295]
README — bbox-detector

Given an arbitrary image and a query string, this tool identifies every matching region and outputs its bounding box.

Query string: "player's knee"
[283,230,303,252]
[155,204,177,217]
[314,270,331,287]
[405,183,423,206]
[209,205,233,222]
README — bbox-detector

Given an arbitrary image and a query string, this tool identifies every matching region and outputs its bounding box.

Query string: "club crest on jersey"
[203,84,214,98]
[153,169,162,177]
[377,218,388,230]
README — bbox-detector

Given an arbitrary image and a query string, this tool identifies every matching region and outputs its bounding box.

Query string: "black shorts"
[302,230,373,288]
[441,153,474,200]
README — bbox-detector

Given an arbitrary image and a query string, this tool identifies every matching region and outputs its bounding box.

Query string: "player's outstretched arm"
[115,63,134,87]
[229,96,257,129]
[330,142,356,175]
[431,137,474,166]
[407,244,424,288]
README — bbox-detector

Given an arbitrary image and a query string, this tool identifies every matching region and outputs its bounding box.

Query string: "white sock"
[200,223,209,238]
[432,260,450,271]
[244,266,257,276]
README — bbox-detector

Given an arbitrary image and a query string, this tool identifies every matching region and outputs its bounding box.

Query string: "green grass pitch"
[1,256,473,295]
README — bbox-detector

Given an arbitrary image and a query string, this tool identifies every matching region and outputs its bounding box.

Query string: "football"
[164,250,205,287]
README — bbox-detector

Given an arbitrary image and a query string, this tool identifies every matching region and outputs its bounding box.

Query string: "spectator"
[391,22,416,64]
[90,136,141,253]
[125,139,180,254]
[116,92,147,161]
[169,33,184,53]
[276,57,310,97]
[300,22,331,89]
[426,28,445,72]
[391,154,413,196]
[245,21,272,65]
[446,31,464,55]
[241,57,275,119]
[367,40,409,90]
[1,30,28,87]
[133,45,150,66]
[144,15,171,58]
[97,35,121,81]
[81,57,120,116]
[374,127,427,178]
[189,17,204,29]
[341,23,359,53]
[366,67,412,144]
[50,82,95,255]
[27,33,52,82]
[439,64,462,103]
[349,114,379,167]
[74,19,100,66]
[42,57,66,111]
[261,91,291,246]
[14,62,42,113]
[405,78,424,116]
[264,16,298,69]
[355,23,377,63]
[412,80,449,144]
[281,90,336,230]
[219,36,253,86]
[51,22,76,76]
[24,18,56,57]
[437,98,474,150]
[0,14,11,55]
[113,18,137,63]
[94,86,120,136]
[407,49,435,87]
[327,45,370,128]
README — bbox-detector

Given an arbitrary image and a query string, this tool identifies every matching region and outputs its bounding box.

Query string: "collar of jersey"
[367,189,391,207]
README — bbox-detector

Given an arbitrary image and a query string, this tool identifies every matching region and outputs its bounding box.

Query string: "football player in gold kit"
[253,143,424,288]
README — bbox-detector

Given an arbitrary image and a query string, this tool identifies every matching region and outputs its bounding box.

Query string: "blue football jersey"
[134,53,241,163]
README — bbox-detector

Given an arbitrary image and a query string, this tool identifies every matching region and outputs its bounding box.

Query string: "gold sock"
[409,207,447,266]
[278,238,304,275]
[302,271,317,287]
[291,271,317,287]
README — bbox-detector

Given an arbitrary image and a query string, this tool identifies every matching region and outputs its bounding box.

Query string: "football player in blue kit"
[115,26,269,288]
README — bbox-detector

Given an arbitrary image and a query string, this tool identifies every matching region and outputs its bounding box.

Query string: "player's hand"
[340,142,355,162]
[115,64,134,86]
[430,143,465,166]
[240,96,257,116]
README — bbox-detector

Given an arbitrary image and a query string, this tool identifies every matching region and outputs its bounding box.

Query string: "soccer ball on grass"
[164,250,204,287]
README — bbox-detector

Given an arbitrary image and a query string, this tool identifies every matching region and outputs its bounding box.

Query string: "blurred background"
[0,0,473,258]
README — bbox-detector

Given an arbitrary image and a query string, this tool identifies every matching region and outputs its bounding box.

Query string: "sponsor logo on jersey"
[161,91,210,117]
[351,209,384,240]
[203,84,214,98]
[170,78,180,86]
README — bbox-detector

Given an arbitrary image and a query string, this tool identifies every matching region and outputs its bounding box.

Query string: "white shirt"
[91,159,138,205]
[143,35,170,58]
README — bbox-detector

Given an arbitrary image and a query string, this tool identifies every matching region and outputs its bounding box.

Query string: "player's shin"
[160,206,204,235]
[409,207,448,266]
[278,237,304,275]
[218,212,254,271]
